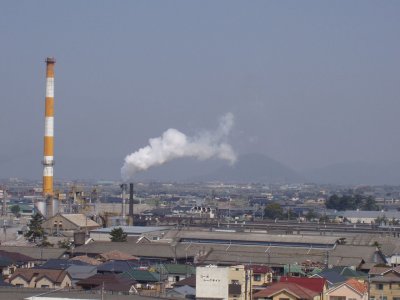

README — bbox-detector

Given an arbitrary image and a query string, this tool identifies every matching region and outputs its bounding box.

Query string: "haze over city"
[1,1,400,184]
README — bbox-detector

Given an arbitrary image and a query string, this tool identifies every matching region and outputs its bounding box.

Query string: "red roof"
[254,282,319,300]
[245,265,272,274]
[279,276,326,293]
[346,279,367,294]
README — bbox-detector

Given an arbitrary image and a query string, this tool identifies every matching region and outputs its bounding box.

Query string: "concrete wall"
[197,266,229,300]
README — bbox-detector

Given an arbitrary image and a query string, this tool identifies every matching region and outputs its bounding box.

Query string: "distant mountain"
[305,161,400,185]
[193,153,304,184]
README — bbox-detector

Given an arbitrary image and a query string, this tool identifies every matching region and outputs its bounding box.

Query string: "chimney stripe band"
[45,117,54,136]
[46,78,54,98]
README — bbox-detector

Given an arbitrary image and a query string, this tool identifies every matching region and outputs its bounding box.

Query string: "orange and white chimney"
[43,57,55,197]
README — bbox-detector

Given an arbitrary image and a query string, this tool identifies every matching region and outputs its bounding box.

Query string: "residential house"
[97,250,139,262]
[279,276,328,300]
[174,275,196,288]
[97,260,139,274]
[166,285,196,299]
[322,267,368,281]
[325,279,368,300]
[154,263,195,288]
[37,258,89,270]
[246,265,273,290]
[122,269,160,290]
[0,250,36,279]
[196,265,252,300]
[253,282,320,300]
[69,255,102,266]
[8,268,72,288]
[65,265,97,286]
[311,270,347,287]
[369,267,400,300]
[76,273,137,294]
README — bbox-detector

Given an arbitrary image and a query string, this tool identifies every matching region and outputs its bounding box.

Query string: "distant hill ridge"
[192,153,305,184]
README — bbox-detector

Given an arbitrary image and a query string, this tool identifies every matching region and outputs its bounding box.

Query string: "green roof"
[327,266,368,279]
[310,268,323,275]
[161,264,196,275]
[122,269,159,283]
[284,264,306,275]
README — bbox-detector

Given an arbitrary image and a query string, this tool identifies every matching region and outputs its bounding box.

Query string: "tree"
[10,205,21,217]
[24,212,45,244]
[110,227,127,242]
[363,196,378,211]
[305,209,318,221]
[326,194,378,211]
[58,239,73,249]
[264,203,283,220]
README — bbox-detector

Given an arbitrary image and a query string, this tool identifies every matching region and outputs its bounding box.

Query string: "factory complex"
[1,58,400,300]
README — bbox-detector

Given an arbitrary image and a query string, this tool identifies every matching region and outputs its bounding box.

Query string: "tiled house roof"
[254,282,319,300]
[280,276,327,293]
[174,275,196,287]
[98,250,139,261]
[122,269,159,283]
[0,250,36,264]
[97,260,138,274]
[76,273,136,293]
[158,263,195,275]
[346,278,367,294]
[69,255,102,266]
[9,268,70,284]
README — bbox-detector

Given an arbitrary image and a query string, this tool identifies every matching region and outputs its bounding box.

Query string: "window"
[370,297,375,300]
[253,274,262,281]
[15,284,24,288]
[175,276,180,282]
[41,285,49,288]
[376,284,384,290]
[231,280,239,285]
[330,296,345,300]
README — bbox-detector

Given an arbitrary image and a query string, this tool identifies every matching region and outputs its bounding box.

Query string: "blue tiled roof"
[38,258,90,270]
[97,260,139,274]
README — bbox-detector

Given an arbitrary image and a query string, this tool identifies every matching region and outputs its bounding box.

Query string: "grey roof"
[311,270,346,285]
[167,285,196,296]
[38,258,89,269]
[66,265,97,280]
[0,246,66,260]
[90,226,170,235]
[163,229,340,248]
[74,240,383,267]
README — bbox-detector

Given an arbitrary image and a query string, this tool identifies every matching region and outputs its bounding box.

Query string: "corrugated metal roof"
[166,230,340,247]
[74,240,381,268]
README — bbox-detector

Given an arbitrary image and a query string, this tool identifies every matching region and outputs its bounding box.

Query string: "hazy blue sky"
[1,1,400,180]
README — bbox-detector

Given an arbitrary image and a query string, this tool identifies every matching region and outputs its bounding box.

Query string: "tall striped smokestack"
[43,57,55,197]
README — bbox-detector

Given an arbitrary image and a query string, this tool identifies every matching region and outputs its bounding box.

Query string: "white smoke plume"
[121,113,236,181]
